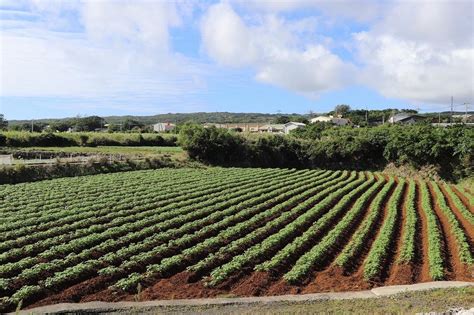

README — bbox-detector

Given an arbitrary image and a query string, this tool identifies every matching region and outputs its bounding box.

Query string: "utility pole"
[365,106,368,125]
[31,119,34,132]
[438,112,441,124]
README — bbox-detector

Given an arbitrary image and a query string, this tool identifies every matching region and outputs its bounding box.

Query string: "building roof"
[331,118,351,126]
[389,113,424,123]
[154,122,176,126]
[259,124,285,130]
[310,116,332,122]
[285,122,306,127]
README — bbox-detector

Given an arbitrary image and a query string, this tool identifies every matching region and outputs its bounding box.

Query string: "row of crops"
[0,167,472,310]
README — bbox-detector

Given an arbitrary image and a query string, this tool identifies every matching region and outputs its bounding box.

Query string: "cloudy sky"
[0,0,472,119]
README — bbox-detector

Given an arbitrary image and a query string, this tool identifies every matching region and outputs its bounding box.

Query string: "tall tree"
[334,104,351,117]
[0,114,7,130]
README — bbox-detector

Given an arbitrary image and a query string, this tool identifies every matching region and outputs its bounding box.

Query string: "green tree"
[0,114,8,130]
[123,119,144,131]
[274,115,290,124]
[73,116,105,131]
[334,104,351,117]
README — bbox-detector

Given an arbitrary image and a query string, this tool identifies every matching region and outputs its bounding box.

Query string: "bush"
[179,123,473,180]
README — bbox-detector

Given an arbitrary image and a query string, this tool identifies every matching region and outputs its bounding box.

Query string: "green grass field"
[12,146,184,155]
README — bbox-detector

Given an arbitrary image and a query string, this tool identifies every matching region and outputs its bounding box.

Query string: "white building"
[284,122,306,134]
[153,122,176,132]
[310,115,351,126]
[310,116,333,123]
[258,124,285,133]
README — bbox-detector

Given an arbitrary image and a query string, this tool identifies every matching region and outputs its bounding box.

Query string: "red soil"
[427,183,473,281]
[450,185,474,213]
[302,267,371,293]
[440,184,474,245]
[386,182,409,285]
[415,181,432,282]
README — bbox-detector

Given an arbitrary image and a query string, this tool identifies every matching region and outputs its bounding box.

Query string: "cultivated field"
[0,168,472,311]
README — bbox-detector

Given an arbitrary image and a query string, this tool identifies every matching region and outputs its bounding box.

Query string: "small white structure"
[258,124,285,133]
[153,122,176,132]
[284,122,306,134]
[310,116,333,123]
[310,115,351,126]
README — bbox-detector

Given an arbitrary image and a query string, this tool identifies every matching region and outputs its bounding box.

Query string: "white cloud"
[82,1,181,52]
[356,33,473,103]
[200,2,354,96]
[0,0,207,107]
[354,0,474,104]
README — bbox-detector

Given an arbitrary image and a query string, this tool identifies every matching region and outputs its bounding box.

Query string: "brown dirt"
[128,272,226,301]
[231,272,274,296]
[389,264,416,285]
[265,279,301,295]
[386,181,409,284]
[414,181,432,282]
[303,267,371,293]
[450,185,474,213]
[427,183,472,281]
[28,275,112,309]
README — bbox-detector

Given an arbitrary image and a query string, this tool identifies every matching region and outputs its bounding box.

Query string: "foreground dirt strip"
[17,282,474,315]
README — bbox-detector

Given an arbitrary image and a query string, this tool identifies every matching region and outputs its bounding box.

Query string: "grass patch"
[14,146,184,155]
[139,287,474,315]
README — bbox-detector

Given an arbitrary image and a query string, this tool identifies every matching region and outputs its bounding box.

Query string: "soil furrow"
[450,185,474,214]
[353,178,399,278]
[439,184,474,246]
[427,183,458,280]
[414,181,431,282]
[386,182,410,284]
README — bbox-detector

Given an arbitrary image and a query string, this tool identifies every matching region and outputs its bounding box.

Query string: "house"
[453,114,474,123]
[331,118,351,126]
[310,115,351,126]
[310,116,333,123]
[258,124,285,133]
[203,123,263,132]
[388,113,425,124]
[284,122,306,134]
[153,122,176,132]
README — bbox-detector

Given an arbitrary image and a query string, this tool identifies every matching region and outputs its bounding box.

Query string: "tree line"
[178,123,473,180]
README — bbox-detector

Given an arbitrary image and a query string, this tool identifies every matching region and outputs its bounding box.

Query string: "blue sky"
[0,0,472,120]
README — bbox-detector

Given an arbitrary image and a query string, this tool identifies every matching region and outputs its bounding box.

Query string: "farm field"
[0,167,472,312]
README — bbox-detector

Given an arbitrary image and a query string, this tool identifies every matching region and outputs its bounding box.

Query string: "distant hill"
[8,112,307,126]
